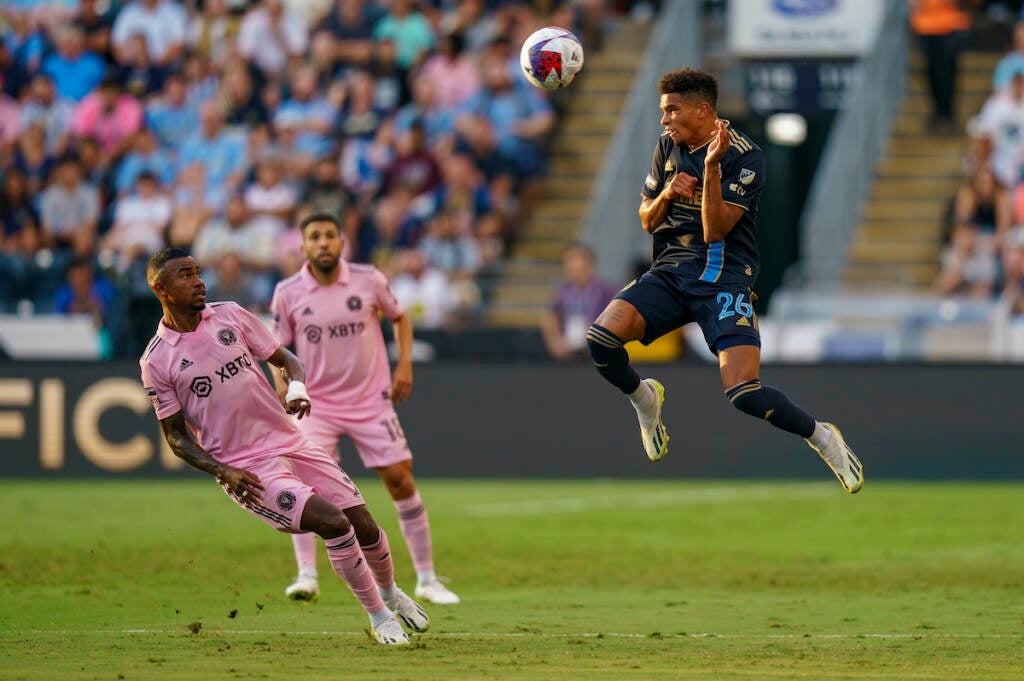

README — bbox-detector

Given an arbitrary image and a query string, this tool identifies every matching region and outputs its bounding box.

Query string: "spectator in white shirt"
[112,0,188,67]
[976,70,1024,188]
[101,170,173,270]
[243,156,297,231]
[237,0,309,77]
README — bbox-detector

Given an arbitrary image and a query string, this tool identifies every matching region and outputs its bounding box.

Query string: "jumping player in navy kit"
[585,68,864,493]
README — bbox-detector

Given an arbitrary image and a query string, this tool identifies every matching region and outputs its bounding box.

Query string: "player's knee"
[309,507,351,540]
[387,477,416,500]
[586,323,625,365]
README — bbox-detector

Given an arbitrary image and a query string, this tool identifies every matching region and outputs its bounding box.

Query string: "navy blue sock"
[586,324,642,394]
[725,379,815,438]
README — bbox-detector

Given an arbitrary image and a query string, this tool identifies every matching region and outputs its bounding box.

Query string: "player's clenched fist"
[665,172,698,200]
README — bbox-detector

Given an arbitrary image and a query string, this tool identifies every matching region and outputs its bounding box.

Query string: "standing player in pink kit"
[269,213,460,605]
[139,247,430,645]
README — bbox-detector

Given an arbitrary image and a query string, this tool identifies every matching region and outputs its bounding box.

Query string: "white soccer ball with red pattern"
[520,27,584,90]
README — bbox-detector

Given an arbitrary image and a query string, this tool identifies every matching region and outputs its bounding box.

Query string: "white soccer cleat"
[807,422,864,494]
[371,617,411,645]
[383,588,430,632]
[415,578,461,605]
[637,378,669,462]
[285,574,319,601]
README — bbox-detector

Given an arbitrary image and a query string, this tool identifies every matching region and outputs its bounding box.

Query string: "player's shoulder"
[140,334,164,364]
[726,125,762,158]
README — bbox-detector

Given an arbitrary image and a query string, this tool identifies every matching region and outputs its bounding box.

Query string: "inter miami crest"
[277,490,296,511]
[347,296,362,311]
[217,328,237,346]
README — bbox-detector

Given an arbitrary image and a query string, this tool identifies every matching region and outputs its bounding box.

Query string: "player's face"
[660,93,711,147]
[302,221,345,273]
[158,257,207,311]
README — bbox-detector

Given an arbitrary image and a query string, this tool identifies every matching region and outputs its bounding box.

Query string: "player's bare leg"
[299,495,410,644]
[343,503,430,632]
[376,461,460,605]
[719,344,863,493]
[588,300,669,461]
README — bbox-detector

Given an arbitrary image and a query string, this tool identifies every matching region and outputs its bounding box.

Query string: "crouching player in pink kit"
[139,247,429,645]
[269,213,460,605]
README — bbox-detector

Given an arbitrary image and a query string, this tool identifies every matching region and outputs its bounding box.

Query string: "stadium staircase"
[485,20,652,327]
[842,51,999,289]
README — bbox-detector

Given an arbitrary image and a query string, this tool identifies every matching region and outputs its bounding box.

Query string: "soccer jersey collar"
[156,305,217,346]
[300,259,350,291]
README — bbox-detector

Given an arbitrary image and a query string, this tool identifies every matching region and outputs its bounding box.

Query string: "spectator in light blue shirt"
[372,0,434,69]
[177,99,248,192]
[145,73,199,151]
[115,127,175,195]
[273,66,337,160]
[41,25,106,102]
[994,22,1024,91]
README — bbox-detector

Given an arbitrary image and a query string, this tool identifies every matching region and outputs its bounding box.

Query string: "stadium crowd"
[934,11,1024,316]
[0,0,609,357]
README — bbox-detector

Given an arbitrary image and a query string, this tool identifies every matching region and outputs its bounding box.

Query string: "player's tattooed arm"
[159,412,264,502]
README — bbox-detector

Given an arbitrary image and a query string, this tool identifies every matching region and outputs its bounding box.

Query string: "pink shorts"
[220,442,364,533]
[297,406,412,470]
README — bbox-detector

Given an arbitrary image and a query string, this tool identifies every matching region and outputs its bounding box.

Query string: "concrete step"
[551,133,614,156]
[490,282,557,306]
[862,199,947,221]
[855,219,946,240]
[869,177,961,199]
[905,71,995,96]
[900,93,988,117]
[541,176,595,197]
[842,262,939,287]
[550,153,605,176]
[887,136,967,157]
[908,51,1000,73]
[499,258,563,280]
[572,71,639,93]
[485,306,548,328]
[876,153,962,177]
[511,239,577,260]
[847,240,942,263]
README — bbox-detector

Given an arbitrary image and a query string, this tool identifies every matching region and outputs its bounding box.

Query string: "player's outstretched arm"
[390,313,414,403]
[159,411,264,504]
[266,346,312,419]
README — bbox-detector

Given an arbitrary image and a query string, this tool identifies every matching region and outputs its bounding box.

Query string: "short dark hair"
[659,68,718,109]
[299,212,341,235]
[147,247,192,287]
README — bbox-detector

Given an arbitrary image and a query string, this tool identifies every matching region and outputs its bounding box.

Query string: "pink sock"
[324,528,385,614]
[292,532,318,576]
[360,526,396,590]
[395,492,434,575]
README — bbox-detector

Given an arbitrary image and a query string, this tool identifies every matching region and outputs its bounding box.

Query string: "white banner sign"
[729,0,885,57]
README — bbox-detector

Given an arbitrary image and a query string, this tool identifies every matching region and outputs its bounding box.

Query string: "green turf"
[1,479,1021,680]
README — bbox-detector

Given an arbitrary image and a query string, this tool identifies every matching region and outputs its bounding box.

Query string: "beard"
[312,257,339,274]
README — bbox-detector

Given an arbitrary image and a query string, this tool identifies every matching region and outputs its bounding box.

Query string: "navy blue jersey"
[640,124,765,283]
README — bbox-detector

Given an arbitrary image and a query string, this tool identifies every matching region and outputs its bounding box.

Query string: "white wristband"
[285,380,309,403]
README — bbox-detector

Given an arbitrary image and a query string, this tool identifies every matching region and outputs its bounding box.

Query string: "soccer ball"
[520,27,584,90]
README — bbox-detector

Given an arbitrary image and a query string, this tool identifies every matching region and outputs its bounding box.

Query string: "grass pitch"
[0,479,1021,680]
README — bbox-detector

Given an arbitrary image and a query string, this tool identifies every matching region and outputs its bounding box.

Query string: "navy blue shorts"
[615,268,761,354]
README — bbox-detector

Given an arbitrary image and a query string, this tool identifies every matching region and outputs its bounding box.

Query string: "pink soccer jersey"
[269,261,404,419]
[139,301,307,465]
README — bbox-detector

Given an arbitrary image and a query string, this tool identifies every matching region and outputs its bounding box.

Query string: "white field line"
[14,629,1023,640]
[462,484,836,518]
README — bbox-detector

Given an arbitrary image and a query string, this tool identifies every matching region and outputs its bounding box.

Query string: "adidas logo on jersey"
[302,306,314,316]
[179,358,193,370]
[736,317,751,327]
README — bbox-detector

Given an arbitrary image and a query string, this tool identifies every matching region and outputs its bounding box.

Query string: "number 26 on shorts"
[716,292,753,321]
